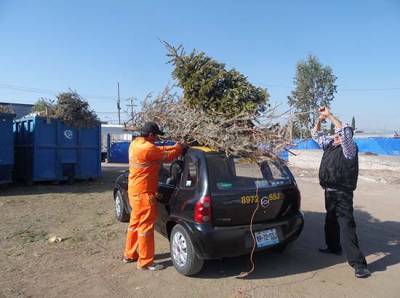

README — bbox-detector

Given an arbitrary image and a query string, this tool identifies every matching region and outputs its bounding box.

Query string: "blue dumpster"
[107,140,183,163]
[14,116,101,183]
[108,141,130,163]
[0,113,15,184]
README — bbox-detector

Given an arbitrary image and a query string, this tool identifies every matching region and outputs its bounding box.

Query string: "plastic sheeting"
[278,150,289,161]
[107,140,179,163]
[354,139,385,155]
[291,139,321,150]
[355,138,400,156]
[291,137,400,156]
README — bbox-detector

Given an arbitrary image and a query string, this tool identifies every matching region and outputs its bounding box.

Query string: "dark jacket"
[319,143,359,191]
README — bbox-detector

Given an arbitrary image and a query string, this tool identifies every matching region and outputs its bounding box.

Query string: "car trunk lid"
[211,186,300,226]
[205,154,299,227]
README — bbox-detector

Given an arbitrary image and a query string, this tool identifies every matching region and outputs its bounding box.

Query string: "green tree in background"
[351,116,356,131]
[165,42,269,117]
[288,55,337,138]
[32,97,55,114]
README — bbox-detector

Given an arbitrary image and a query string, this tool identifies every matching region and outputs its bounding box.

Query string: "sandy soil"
[288,150,400,185]
[0,157,399,298]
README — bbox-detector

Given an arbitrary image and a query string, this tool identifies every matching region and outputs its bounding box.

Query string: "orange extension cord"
[237,181,260,278]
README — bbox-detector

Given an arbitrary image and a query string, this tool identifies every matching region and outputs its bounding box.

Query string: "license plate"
[255,228,279,248]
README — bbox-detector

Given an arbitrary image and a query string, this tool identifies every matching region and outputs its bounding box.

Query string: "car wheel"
[114,189,130,222]
[170,224,204,276]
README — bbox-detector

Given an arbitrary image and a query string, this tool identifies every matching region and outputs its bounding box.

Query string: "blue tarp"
[291,137,400,156]
[355,138,400,156]
[278,150,289,161]
[291,139,321,150]
[373,138,400,156]
[354,138,386,155]
[107,140,179,163]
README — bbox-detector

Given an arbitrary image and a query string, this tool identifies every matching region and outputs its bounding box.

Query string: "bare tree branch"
[125,87,292,161]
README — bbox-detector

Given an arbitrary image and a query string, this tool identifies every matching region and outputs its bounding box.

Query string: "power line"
[117,82,121,124]
[0,83,116,100]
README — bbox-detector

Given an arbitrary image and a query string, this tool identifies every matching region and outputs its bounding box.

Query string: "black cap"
[141,122,165,135]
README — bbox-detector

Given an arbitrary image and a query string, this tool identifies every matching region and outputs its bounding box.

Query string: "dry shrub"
[31,98,55,115]
[127,87,291,161]
[32,91,99,128]
[0,104,14,114]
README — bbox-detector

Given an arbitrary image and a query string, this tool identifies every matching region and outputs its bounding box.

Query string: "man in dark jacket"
[312,106,370,278]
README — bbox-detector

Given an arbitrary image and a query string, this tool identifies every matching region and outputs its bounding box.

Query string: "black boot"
[318,247,342,255]
[354,264,371,278]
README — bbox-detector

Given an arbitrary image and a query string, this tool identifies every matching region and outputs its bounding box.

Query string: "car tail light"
[194,196,212,224]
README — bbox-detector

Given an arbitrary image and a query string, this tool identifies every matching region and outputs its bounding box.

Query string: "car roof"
[190,147,231,159]
[191,146,215,153]
[190,146,227,156]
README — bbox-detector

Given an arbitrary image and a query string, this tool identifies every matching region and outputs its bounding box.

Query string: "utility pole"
[289,110,293,140]
[126,97,136,123]
[117,82,121,125]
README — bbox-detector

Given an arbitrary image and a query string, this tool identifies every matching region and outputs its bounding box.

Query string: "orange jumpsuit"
[124,137,182,267]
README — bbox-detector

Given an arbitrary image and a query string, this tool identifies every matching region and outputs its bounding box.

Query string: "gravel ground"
[0,157,399,298]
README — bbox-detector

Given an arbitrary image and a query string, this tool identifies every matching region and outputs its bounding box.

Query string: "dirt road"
[0,164,399,298]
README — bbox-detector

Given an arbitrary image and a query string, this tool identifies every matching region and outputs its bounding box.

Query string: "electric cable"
[237,181,260,278]
[236,162,261,278]
[0,83,116,100]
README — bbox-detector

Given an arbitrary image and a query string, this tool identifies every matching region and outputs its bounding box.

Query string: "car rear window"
[206,155,291,192]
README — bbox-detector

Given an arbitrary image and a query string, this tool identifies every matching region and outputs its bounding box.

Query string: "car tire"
[114,189,130,222]
[170,224,204,276]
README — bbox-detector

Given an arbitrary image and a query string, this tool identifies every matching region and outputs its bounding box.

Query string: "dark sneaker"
[355,265,371,278]
[123,257,137,264]
[318,247,342,255]
[137,262,164,271]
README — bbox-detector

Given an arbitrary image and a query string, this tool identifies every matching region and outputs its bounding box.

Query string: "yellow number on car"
[240,195,260,204]
[268,193,284,201]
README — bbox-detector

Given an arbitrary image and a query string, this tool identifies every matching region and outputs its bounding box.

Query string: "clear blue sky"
[0,0,399,131]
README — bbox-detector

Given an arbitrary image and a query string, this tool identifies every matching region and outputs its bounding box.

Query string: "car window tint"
[268,162,288,179]
[181,156,198,188]
[206,155,291,192]
[234,160,263,178]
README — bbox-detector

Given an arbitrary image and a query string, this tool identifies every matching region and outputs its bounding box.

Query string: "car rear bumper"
[186,211,304,259]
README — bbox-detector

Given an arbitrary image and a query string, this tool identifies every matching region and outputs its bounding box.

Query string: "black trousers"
[324,189,367,267]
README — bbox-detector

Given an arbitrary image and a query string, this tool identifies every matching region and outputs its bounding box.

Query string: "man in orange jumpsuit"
[123,122,185,270]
